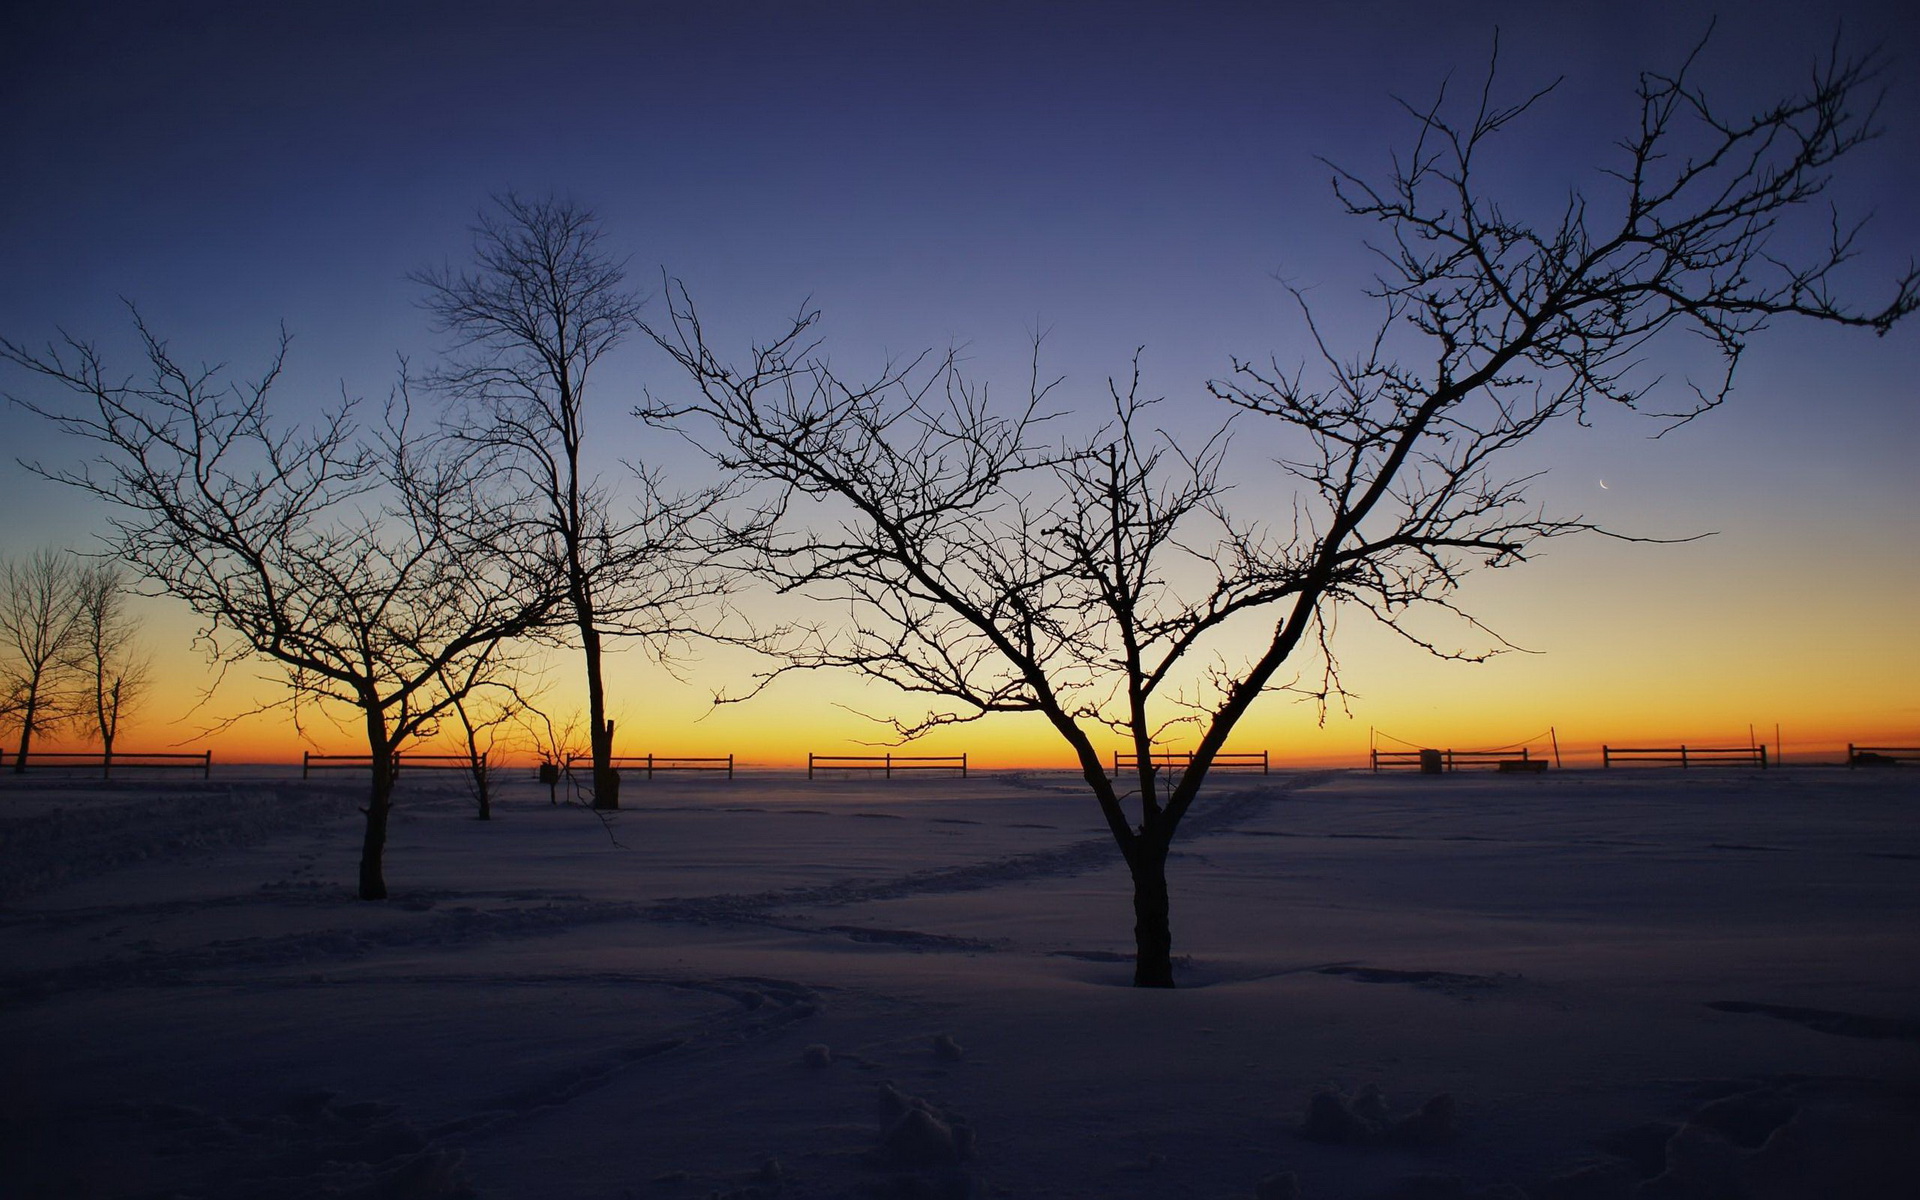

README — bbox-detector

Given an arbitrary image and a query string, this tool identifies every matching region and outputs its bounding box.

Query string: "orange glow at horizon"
[42,533,1918,773]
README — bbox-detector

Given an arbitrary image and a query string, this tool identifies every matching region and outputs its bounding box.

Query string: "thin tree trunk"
[451,693,490,820]
[13,691,34,774]
[1130,838,1175,988]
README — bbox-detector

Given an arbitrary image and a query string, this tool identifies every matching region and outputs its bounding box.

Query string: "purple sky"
[3,0,1916,753]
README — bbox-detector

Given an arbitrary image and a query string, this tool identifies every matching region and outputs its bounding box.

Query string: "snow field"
[1,767,1915,1198]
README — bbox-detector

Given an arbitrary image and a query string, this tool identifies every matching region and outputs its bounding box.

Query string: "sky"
[2,0,1916,767]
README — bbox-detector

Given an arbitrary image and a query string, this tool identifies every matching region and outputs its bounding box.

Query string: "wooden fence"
[807,753,967,779]
[1602,745,1767,769]
[1371,747,1542,773]
[563,753,735,779]
[1111,750,1269,775]
[1,750,213,778]
[301,751,479,778]
[1847,744,1920,767]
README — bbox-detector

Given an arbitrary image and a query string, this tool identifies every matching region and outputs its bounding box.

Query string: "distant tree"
[520,704,588,807]
[2,313,566,897]
[69,562,150,774]
[646,36,1916,986]
[412,194,731,811]
[438,664,529,821]
[0,548,83,772]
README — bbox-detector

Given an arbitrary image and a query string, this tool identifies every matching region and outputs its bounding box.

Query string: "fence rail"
[1371,747,1539,773]
[1602,745,1767,769]
[1112,750,1269,775]
[301,751,480,778]
[1847,744,1920,767]
[2,750,212,778]
[563,753,735,779]
[807,753,967,779]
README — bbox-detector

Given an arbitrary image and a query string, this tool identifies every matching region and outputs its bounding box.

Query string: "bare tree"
[2,312,565,898]
[646,36,1915,987]
[439,669,529,821]
[520,704,588,807]
[70,562,151,775]
[0,548,83,772]
[413,194,730,810]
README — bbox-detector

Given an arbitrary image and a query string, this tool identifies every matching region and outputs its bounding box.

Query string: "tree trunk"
[456,705,490,820]
[1130,839,1175,988]
[12,690,34,774]
[581,618,618,810]
[360,711,395,900]
[360,766,394,899]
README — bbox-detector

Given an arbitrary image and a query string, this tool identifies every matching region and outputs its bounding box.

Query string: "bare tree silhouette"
[413,195,732,810]
[0,548,83,772]
[646,35,1915,986]
[439,665,532,821]
[3,313,566,898]
[70,562,150,775]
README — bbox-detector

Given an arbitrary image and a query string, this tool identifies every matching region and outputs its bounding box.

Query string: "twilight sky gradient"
[3,0,1916,766]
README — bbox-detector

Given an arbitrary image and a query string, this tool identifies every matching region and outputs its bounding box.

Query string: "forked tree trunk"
[471,761,491,821]
[1130,839,1175,988]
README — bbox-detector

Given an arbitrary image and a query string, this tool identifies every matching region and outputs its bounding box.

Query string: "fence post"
[203,750,212,779]
[647,753,655,780]
[303,750,311,779]
[885,753,892,779]
[960,752,967,778]
[1680,746,1689,769]
[727,753,735,780]
[1758,745,1768,770]
[808,753,815,781]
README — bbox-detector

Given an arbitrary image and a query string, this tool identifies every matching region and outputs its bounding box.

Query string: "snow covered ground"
[1,766,1915,1199]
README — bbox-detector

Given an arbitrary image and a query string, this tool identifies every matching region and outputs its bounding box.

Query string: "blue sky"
[3,1,1916,759]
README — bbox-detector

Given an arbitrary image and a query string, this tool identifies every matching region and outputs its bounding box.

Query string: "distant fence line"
[301,751,479,778]
[1601,745,1768,769]
[1111,750,1269,776]
[1371,747,1544,773]
[1847,744,1920,767]
[12,740,1918,780]
[563,753,735,779]
[808,752,967,779]
[0,749,213,778]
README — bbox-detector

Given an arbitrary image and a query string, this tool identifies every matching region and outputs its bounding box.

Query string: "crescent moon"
[1598,479,1609,490]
